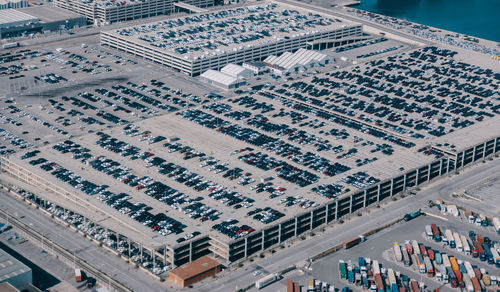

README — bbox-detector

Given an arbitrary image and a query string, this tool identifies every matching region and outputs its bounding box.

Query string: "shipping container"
[425,225,433,239]
[287,279,294,292]
[447,205,459,217]
[482,274,491,286]
[445,229,455,248]
[463,274,473,292]
[2,42,19,49]
[372,260,380,276]
[435,251,442,264]
[471,276,481,292]
[412,241,420,255]
[406,242,413,255]
[442,254,451,268]
[427,249,435,261]
[453,232,463,252]
[491,246,500,267]
[416,254,426,274]
[374,274,384,292]
[461,235,471,255]
[393,243,402,262]
[464,261,475,279]
[409,280,419,292]
[255,273,279,289]
[339,261,348,279]
[418,244,427,257]
[424,257,434,277]
[75,268,82,282]
[343,236,362,249]
[431,224,441,242]
[402,248,411,266]
[492,217,500,235]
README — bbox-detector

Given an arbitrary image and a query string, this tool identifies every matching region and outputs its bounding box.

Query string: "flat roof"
[169,256,220,280]
[0,9,38,26]
[103,2,358,60]
[0,248,32,282]
[19,6,86,23]
[201,69,239,86]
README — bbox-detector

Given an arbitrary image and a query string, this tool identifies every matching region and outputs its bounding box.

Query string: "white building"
[263,48,332,74]
[242,61,269,75]
[220,64,253,79]
[199,70,246,89]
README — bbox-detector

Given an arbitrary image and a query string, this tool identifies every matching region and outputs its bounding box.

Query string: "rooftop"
[0,9,38,26]
[18,6,86,23]
[0,248,32,282]
[104,2,356,60]
[169,256,220,280]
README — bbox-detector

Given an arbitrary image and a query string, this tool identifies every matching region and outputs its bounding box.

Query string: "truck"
[464,261,475,279]
[374,274,384,292]
[418,244,427,257]
[372,260,380,276]
[482,274,491,286]
[447,204,459,217]
[416,254,426,274]
[445,229,455,248]
[460,235,471,255]
[424,257,434,277]
[453,232,463,252]
[308,276,316,290]
[450,257,465,288]
[474,241,485,260]
[358,257,366,267]
[482,243,494,265]
[409,280,419,292]
[465,209,475,223]
[470,277,481,292]
[435,251,442,264]
[412,241,420,255]
[388,269,397,292]
[75,268,83,282]
[439,265,449,283]
[478,214,488,227]
[447,266,458,288]
[402,248,411,266]
[427,248,435,261]
[343,236,363,249]
[491,246,500,267]
[287,279,294,292]
[493,217,500,235]
[339,260,348,279]
[442,254,451,268]
[404,210,421,221]
[430,224,441,242]
[255,273,279,289]
[463,274,473,292]
[425,225,433,239]
[393,243,402,262]
[2,42,19,49]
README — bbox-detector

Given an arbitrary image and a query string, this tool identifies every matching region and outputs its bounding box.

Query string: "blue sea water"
[353,0,500,42]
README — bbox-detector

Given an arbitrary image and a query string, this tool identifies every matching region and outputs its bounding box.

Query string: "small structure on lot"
[168,256,222,288]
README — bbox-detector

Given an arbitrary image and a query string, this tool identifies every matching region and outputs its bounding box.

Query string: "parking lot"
[263,209,500,292]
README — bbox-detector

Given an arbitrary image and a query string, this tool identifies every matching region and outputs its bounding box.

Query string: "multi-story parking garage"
[54,0,215,25]
[100,2,364,76]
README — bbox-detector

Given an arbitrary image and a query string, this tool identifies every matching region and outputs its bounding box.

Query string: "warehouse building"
[263,48,332,74]
[199,69,246,89]
[54,0,215,25]
[168,256,221,288]
[0,248,32,289]
[0,6,86,38]
[0,0,28,10]
[220,64,253,79]
[242,61,269,75]
[100,2,363,76]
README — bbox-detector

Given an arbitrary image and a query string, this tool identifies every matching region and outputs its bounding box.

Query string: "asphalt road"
[196,158,500,292]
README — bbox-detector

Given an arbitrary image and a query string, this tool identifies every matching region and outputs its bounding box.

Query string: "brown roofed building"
[168,256,222,288]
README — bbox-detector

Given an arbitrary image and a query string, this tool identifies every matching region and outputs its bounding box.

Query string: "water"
[353,0,500,42]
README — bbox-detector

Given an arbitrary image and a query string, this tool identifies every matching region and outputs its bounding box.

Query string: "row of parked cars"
[13,187,169,275]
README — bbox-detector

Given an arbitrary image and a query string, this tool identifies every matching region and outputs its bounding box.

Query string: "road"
[196,158,500,291]
[0,190,169,292]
